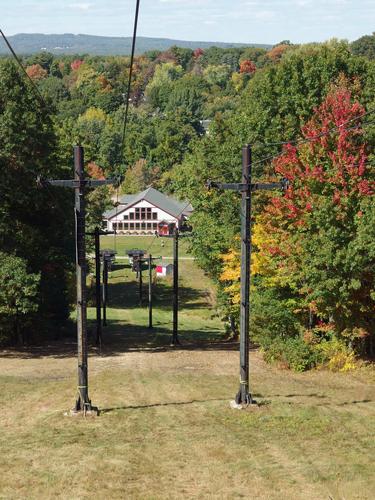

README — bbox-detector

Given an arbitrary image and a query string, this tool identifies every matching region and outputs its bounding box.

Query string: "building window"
[153,223,158,230]
[152,212,157,220]
[141,208,146,219]
[117,222,123,230]
[129,212,134,220]
[146,208,152,219]
[141,222,146,229]
[113,223,118,231]
[135,208,140,220]
[123,214,129,220]
[130,223,134,230]
[136,223,140,230]
[147,223,152,230]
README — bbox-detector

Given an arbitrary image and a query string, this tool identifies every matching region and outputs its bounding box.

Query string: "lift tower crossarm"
[39,146,118,415]
[207,145,288,407]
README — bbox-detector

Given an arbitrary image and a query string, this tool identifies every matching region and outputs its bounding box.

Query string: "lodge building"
[103,187,193,236]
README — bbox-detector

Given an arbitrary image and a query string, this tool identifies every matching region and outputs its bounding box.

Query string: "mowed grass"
[93,259,221,347]
[0,259,375,499]
[100,234,192,259]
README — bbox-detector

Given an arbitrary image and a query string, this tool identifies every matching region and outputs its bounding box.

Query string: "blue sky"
[1,0,374,44]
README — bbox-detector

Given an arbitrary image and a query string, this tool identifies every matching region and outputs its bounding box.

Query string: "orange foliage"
[239,59,256,74]
[71,59,84,71]
[267,44,290,62]
[193,48,204,59]
[87,162,105,180]
[26,64,47,81]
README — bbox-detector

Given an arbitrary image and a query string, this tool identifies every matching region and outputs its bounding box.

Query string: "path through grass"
[0,258,374,499]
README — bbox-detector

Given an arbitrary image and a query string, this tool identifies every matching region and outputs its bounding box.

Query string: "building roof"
[104,187,193,220]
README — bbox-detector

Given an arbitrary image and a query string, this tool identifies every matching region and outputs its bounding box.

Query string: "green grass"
[88,259,222,346]
[100,235,193,259]
[1,259,375,499]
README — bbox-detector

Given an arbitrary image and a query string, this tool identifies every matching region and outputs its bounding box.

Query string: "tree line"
[0,34,374,370]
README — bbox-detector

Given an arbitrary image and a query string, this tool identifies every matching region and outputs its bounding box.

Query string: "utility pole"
[139,258,143,306]
[86,228,115,346]
[39,145,118,415]
[207,145,287,407]
[171,227,180,346]
[94,227,101,344]
[148,254,153,329]
[102,256,109,327]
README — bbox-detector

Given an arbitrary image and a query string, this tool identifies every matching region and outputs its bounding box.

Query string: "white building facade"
[103,187,192,236]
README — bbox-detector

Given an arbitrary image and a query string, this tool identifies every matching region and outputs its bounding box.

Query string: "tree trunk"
[228,315,239,341]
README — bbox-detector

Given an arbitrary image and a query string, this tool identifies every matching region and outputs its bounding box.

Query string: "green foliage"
[263,337,318,372]
[203,64,232,88]
[312,337,357,371]
[200,47,243,71]
[351,33,375,60]
[1,38,374,358]
[0,60,74,344]
[145,62,183,110]
[0,252,40,345]
[39,76,69,105]
[234,41,370,163]
[251,286,302,345]
[170,46,194,69]
[250,286,317,372]
[166,74,208,120]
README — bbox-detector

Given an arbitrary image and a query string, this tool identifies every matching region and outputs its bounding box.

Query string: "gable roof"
[104,187,193,220]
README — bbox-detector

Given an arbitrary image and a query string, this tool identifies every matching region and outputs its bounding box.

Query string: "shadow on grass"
[0,263,227,359]
[101,397,231,414]
[0,320,236,359]
[106,278,210,311]
[97,320,238,357]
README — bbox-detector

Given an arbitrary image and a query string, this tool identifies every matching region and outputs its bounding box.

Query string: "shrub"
[313,337,357,372]
[263,337,318,372]
[251,286,301,346]
[0,252,40,345]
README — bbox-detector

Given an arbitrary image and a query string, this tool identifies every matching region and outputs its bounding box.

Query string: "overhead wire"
[113,185,120,253]
[120,0,141,166]
[0,28,49,111]
[251,114,375,169]
[110,0,141,253]
[252,107,375,150]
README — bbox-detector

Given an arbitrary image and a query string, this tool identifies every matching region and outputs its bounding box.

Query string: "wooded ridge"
[0,33,271,56]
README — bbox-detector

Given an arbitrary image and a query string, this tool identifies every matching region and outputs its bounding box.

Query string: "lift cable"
[120,0,141,167]
[252,107,375,151]
[252,115,375,169]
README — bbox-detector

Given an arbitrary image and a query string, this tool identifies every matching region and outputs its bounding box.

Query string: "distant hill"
[0,33,271,56]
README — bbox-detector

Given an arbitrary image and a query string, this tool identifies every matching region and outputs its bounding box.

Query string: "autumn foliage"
[221,84,375,364]
[87,162,105,180]
[239,59,256,74]
[267,44,290,62]
[70,59,84,71]
[193,48,204,59]
[271,88,372,225]
[26,64,48,81]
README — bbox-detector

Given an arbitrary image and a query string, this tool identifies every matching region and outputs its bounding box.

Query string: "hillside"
[0,33,271,56]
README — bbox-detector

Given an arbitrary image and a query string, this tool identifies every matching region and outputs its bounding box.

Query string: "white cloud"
[69,2,93,10]
[253,10,276,20]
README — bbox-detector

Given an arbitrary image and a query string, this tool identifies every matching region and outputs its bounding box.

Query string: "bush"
[313,337,357,372]
[0,252,40,345]
[251,286,302,346]
[263,337,318,372]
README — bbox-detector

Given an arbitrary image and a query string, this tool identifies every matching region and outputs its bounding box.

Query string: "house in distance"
[103,187,193,236]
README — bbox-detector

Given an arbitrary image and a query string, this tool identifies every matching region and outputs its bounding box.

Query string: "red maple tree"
[71,59,84,71]
[239,59,256,74]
